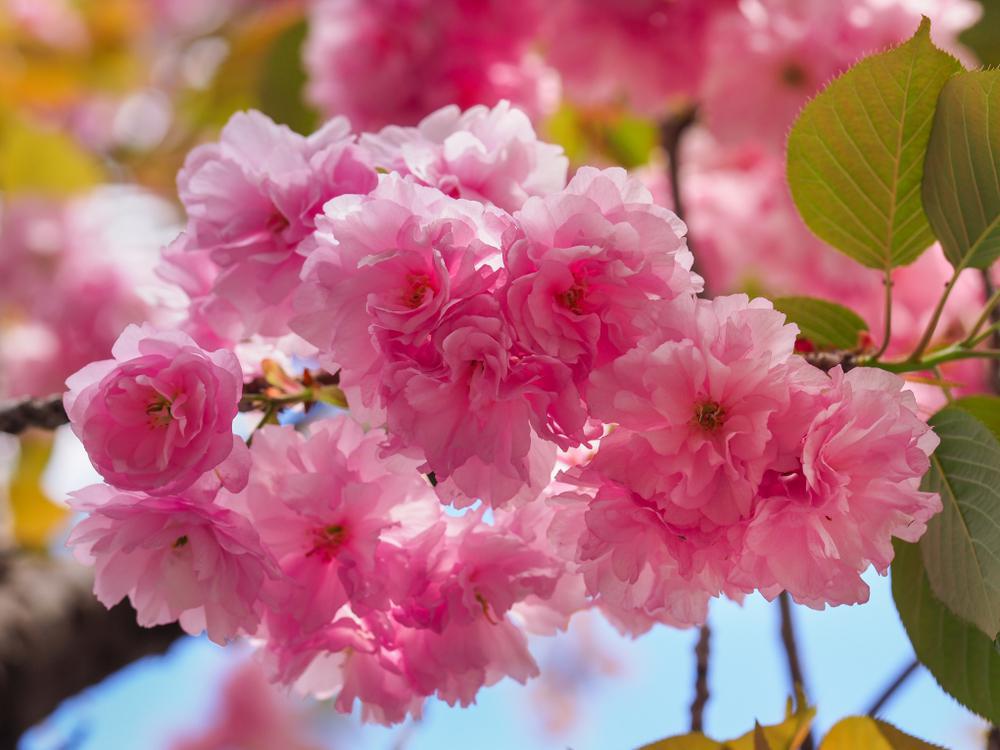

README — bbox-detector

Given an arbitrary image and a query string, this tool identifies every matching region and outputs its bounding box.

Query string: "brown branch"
[0,552,183,745]
[865,659,919,716]
[0,395,68,435]
[689,624,711,733]
[778,591,814,750]
[660,106,705,293]
[0,369,342,435]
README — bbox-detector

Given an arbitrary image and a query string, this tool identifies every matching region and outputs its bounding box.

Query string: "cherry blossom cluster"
[304,0,978,135]
[65,102,941,723]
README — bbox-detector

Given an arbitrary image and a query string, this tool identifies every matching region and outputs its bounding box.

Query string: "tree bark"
[0,552,182,747]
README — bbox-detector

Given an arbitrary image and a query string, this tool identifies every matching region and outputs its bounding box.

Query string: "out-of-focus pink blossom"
[736,367,941,608]
[361,100,568,212]
[504,167,699,381]
[64,324,243,495]
[305,0,556,131]
[67,484,281,644]
[540,0,737,115]
[163,110,376,342]
[700,0,979,150]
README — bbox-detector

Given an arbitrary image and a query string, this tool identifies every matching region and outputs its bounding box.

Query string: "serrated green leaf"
[787,18,962,269]
[892,539,1000,723]
[954,395,1000,441]
[819,716,943,749]
[923,70,1000,270]
[919,407,1000,638]
[773,296,869,350]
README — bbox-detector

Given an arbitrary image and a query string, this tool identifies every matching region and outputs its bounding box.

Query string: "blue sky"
[20,568,986,750]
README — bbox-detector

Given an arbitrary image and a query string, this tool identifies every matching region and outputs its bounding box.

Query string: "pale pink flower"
[504,167,699,381]
[64,324,243,495]
[67,485,281,644]
[540,0,736,115]
[165,110,376,340]
[361,101,568,212]
[737,367,941,608]
[234,420,435,634]
[304,0,555,131]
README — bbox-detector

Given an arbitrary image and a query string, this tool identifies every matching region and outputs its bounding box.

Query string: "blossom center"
[402,273,434,309]
[146,395,174,427]
[556,279,589,314]
[693,401,726,432]
[307,523,347,561]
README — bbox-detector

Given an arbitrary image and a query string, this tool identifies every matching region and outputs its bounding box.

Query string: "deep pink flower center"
[781,62,808,88]
[307,523,347,561]
[402,273,434,309]
[693,401,726,432]
[266,209,290,235]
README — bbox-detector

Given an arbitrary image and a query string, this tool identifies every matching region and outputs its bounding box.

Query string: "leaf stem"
[909,268,963,361]
[866,345,1000,374]
[871,272,894,360]
[963,287,1000,347]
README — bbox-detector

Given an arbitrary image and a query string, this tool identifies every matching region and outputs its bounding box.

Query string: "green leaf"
[605,114,659,169]
[773,296,869,350]
[923,69,1000,270]
[0,115,103,195]
[919,407,1000,638]
[787,18,962,269]
[954,395,1000,441]
[892,539,1000,723]
[819,716,944,749]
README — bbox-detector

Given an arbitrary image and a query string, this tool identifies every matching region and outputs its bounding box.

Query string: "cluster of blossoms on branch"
[63,100,943,723]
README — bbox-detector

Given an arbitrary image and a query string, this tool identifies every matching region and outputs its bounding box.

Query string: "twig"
[690,624,711,733]
[0,395,68,435]
[865,658,920,716]
[0,370,342,435]
[660,106,705,292]
[910,268,962,362]
[982,270,1000,393]
[778,592,815,750]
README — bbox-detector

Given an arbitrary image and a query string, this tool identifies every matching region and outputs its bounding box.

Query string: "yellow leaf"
[639,733,722,750]
[819,717,944,749]
[0,114,103,195]
[8,434,69,549]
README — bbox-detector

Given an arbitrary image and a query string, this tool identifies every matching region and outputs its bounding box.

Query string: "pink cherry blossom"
[700,0,979,150]
[164,110,376,341]
[503,167,700,381]
[233,420,437,635]
[64,324,244,495]
[540,0,736,115]
[736,367,941,608]
[292,173,507,409]
[361,101,568,212]
[304,0,556,131]
[67,484,281,644]
[586,294,809,523]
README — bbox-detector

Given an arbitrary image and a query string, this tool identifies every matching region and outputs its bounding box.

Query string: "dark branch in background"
[660,106,705,293]
[865,659,919,717]
[988,725,1000,750]
[0,395,67,435]
[0,370,342,435]
[0,552,183,746]
[689,624,711,733]
[778,592,815,750]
